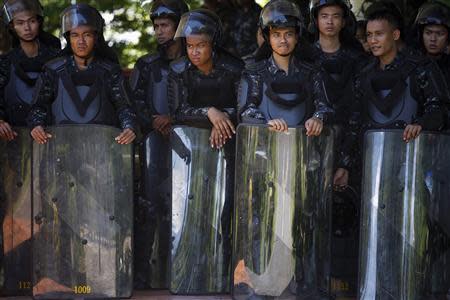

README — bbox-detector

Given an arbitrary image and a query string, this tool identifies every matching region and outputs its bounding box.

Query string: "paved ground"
[0,290,356,299]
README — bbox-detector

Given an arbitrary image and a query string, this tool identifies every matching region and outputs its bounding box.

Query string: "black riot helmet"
[415,1,450,29]
[150,0,188,24]
[2,0,43,24]
[174,9,223,47]
[2,0,60,49]
[412,1,450,51]
[260,0,303,41]
[309,0,356,39]
[61,3,104,36]
[60,4,118,64]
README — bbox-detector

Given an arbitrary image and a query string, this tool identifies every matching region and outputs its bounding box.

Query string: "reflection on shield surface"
[32,125,133,299]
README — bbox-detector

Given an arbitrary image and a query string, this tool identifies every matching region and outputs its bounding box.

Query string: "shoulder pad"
[140,53,161,65]
[244,59,266,74]
[297,59,314,72]
[95,58,121,72]
[403,53,429,67]
[170,56,190,74]
[216,52,244,72]
[44,56,68,72]
[359,57,377,75]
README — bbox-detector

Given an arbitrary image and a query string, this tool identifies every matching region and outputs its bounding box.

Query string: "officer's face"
[366,19,400,57]
[12,11,39,42]
[317,5,345,38]
[269,27,298,56]
[186,34,213,68]
[154,17,177,45]
[356,26,370,53]
[423,24,448,56]
[70,25,96,59]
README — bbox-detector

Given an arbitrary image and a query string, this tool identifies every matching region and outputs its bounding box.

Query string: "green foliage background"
[39,0,203,68]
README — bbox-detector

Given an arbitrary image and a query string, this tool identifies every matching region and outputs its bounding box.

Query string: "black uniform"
[28,56,136,130]
[342,52,446,167]
[228,1,262,58]
[239,55,333,126]
[0,45,58,126]
[129,51,175,289]
[169,51,244,124]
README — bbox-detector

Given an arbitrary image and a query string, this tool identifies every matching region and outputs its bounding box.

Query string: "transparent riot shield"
[171,126,234,294]
[359,130,450,300]
[32,125,133,299]
[0,128,32,296]
[134,131,171,289]
[232,124,335,299]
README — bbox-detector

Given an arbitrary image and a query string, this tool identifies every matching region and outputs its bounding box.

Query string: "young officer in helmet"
[0,0,60,140]
[28,4,136,144]
[413,1,450,127]
[309,0,367,186]
[238,0,333,135]
[129,0,188,289]
[169,8,244,148]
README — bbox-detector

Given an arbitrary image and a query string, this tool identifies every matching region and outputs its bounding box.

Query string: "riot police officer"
[0,1,59,295]
[309,0,367,186]
[238,0,332,135]
[28,3,136,144]
[129,0,188,289]
[0,0,59,139]
[168,9,243,294]
[235,2,334,298]
[169,8,244,147]
[413,1,450,126]
[337,6,447,185]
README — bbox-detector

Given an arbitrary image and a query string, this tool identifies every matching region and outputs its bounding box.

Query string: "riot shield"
[359,130,450,300]
[0,128,32,296]
[232,124,334,299]
[134,131,171,289]
[171,126,234,294]
[32,125,133,299]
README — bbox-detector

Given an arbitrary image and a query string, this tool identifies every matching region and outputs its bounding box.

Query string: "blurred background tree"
[39,0,204,68]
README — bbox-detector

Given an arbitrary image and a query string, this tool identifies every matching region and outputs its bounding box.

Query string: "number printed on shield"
[73,285,92,294]
[18,281,31,289]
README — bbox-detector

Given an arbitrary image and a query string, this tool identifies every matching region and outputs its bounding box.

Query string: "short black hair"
[367,9,402,31]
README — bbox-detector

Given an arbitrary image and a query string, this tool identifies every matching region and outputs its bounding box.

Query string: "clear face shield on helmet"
[415,2,450,28]
[60,4,104,36]
[174,10,221,44]
[261,0,302,29]
[2,0,43,24]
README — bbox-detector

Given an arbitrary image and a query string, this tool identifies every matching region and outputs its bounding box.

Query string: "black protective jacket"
[28,55,136,130]
[238,55,334,125]
[341,52,447,169]
[168,51,244,127]
[0,44,59,126]
[129,51,173,134]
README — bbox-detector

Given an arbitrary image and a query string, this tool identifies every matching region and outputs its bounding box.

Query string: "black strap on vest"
[61,69,101,117]
[365,62,417,115]
[263,69,305,107]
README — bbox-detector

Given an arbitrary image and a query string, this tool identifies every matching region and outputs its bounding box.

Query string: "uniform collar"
[267,54,299,76]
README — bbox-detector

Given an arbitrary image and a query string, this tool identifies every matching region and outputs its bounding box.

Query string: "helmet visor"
[2,0,42,24]
[61,5,103,34]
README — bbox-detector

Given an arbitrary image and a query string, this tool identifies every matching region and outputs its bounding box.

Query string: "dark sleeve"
[27,68,56,128]
[337,74,363,170]
[107,66,138,131]
[0,56,10,121]
[311,70,335,124]
[413,61,447,130]
[129,60,153,132]
[237,72,266,124]
[168,70,211,127]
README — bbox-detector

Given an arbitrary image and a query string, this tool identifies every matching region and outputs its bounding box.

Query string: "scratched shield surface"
[31,125,133,299]
[0,128,33,296]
